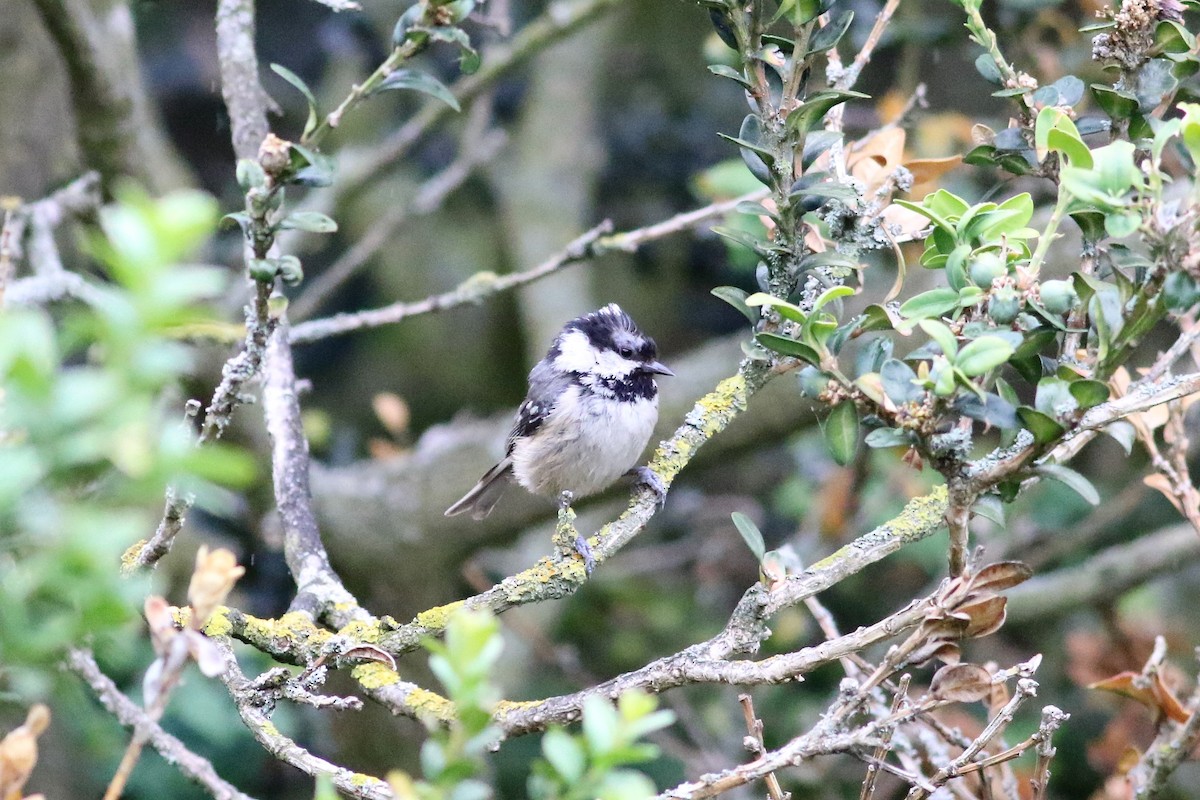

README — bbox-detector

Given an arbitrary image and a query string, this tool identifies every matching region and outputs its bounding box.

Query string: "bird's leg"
[554,491,595,576]
[628,465,668,509]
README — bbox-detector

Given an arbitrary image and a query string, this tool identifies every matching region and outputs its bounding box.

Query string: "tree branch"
[289,189,767,344]
[66,648,258,800]
[263,320,365,622]
[215,0,274,161]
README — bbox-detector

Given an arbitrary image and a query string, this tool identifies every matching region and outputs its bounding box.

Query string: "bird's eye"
[618,346,634,358]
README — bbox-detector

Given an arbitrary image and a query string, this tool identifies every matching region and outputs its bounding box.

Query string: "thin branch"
[906,678,1038,800]
[263,320,365,623]
[289,128,508,320]
[4,272,109,309]
[66,648,258,800]
[289,189,767,344]
[289,220,613,344]
[860,675,910,800]
[216,0,275,161]
[339,0,626,196]
[1127,651,1200,799]
[738,694,788,800]
[213,641,392,800]
[833,0,902,91]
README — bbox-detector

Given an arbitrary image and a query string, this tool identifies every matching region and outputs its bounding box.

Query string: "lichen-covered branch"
[214,641,392,800]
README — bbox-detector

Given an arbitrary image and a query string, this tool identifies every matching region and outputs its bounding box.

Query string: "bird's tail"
[444,458,514,520]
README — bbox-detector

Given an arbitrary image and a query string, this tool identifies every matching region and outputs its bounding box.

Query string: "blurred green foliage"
[0,185,253,697]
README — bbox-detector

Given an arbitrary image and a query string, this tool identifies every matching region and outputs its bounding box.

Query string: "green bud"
[392,5,427,47]
[797,366,831,398]
[1039,279,1078,315]
[988,287,1022,324]
[236,159,266,191]
[278,255,304,286]
[968,251,1007,288]
[247,258,277,283]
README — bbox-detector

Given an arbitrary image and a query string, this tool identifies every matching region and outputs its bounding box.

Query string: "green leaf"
[1104,420,1136,455]
[745,292,807,322]
[1017,407,1065,445]
[785,91,869,135]
[865,427,911,448]
[1163,272,1200,313]
[1091,84,1138,120]
[957,392,1019,429]
[811,284,854,312]
[900,288,960,320]
[1036,107,1092,167]
[1069,379,1109,409]
[806,10,853,54]
[955,336,1014,377]
[374,69,461,111]
[542,729,586,782]
[731,512,766,562]
[711,286,759,324]
[708,64,752,88]
[918,319,958,357]
[972,495,1006,526]
[975,54,1003,84]
[756,333,819,364]
[270,63,319,140]
[277,211,338,233]
[880,359,922,403]
[582,696,620,754]
[1036,463,1100,505]
[824,401,859,466]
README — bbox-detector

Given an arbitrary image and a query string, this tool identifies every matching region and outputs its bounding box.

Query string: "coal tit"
[445,303,673,521]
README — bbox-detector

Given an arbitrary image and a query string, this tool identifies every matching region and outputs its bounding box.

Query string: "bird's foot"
[553,492,593,576]
[630,466,668,509]
[573,533,596,576]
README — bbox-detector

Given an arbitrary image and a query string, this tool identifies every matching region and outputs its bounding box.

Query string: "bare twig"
[214,641,392,800]
[833,0,902,91]
[67,648,257,800]
[859,675,910,800]
[906,678,1039,799]
[289,189,767,344]
[290,129,508,319]
[738,695,788,800]
[289,220,612,343]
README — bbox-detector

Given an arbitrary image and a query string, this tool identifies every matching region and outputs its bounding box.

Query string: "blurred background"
[4,0,1199,797]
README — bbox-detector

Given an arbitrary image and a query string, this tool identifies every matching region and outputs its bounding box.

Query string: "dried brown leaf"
[930,663,993,703]
[343,644,398,672]
[1089,670,1192,724]
[969,561,1033,593]
[959,596,1008,638]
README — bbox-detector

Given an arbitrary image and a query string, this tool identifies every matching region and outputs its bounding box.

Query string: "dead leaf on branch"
[930,662,993,703]
[0,704,50,800]
[1089,670,1191,725]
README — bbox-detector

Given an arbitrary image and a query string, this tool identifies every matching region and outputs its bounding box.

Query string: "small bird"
[445,304,673,541]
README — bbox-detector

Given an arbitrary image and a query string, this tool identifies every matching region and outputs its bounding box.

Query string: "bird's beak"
[643,360,674,376]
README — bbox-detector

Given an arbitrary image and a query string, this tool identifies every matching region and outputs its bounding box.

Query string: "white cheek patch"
[593,348,637,378]
[553,329,595,373]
